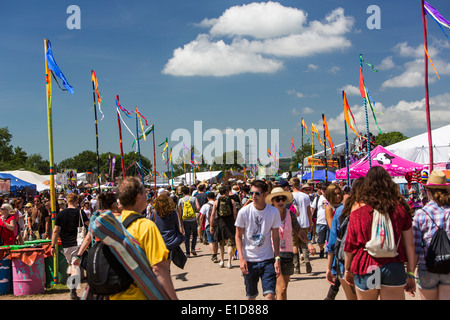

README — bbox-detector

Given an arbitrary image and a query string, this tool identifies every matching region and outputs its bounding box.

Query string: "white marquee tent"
[385,125,450,165]
[0,170,50,192]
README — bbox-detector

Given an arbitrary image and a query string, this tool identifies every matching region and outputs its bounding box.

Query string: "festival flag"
[159,138,168,161]
[322,115,335,158]
[91,70,101,104]
[116,95,133,118]
[358,57,383,134]
[343,91,361,138]
[301,118,308,135]
[132,124,154,148]
[91,70,105,121]
[290,138,295,153]
[135,107,147,141]
[311,123,324,146]
[424,1,450,38]
[45,40,74,95]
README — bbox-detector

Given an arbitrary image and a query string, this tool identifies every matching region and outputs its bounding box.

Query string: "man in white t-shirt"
[235,180,282,300]
[310,184,329,258]
[290,177,314,273]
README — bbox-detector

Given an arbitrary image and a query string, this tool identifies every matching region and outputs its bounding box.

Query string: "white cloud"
[326,93,450,135]
[202,1,307,39]
[303,107,314,114]
[307,64,319,71]
[287,90,305,98]
[381,41,449,88]
[378,56,395,70]
[162,34,283,77]
[339,84,360,96]
[163,3,354,77]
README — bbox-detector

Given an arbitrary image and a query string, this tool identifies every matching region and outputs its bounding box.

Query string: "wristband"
[274,256,281,261]
[406,271,415,279]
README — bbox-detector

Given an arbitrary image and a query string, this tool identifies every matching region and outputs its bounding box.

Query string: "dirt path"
[0,243,420,301]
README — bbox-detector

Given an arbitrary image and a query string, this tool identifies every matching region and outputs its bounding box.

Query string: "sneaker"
[192,250,197,256]
[294,267,300,274]
[219,260,224,268]
[211,254,218,262]
[227,262,232,269]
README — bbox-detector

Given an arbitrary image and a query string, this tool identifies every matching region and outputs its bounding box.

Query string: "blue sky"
[1,0,449,174]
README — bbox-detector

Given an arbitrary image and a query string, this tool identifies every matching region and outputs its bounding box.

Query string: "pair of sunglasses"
[273,196,287,202]
[249,191,262,196]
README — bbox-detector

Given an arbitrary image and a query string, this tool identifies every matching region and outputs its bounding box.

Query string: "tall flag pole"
[311,125,314,181]
[44,39,73,284]
[116,95,126,178]
[343,91,351,186]
[152,129,157,196]
[301,118,308,180]
[91,71,101,193]
[359,55,371,168]
[422,0,434,170]
[322,115,328,183]
[135,107,145,186]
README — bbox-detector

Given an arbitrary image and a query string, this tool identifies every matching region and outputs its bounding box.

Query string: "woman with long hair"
[325,178,364,300]
[343,166,416,300]
[412,170,450,300]
[152,193,186,269]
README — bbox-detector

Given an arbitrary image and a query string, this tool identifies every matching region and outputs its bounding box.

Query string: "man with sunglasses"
[235,180,282,300]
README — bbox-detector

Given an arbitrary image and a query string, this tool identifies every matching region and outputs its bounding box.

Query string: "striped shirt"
[412,200,450,267]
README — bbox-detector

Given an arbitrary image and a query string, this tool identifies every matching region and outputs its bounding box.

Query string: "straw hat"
[423,170,449,189]
[265,187,293,204]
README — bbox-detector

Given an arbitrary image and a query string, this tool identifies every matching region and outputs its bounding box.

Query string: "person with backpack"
[343,166,416,300]
[200,192,218,262]
[412,170,450,300]
[325,178,364,300]
[322,183,344,300]
[210,185,237,268]
[152,193,186,270]
[111,177,177,300]
[177,186,200,257]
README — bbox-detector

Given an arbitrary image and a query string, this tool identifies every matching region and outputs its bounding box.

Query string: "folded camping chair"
[88,210,170,300]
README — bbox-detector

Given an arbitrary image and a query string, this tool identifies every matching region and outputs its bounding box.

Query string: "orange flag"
[322,115,335,158]
[311,123,324,146]
[343,91,361,138]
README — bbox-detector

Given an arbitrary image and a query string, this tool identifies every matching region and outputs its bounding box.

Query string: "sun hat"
[423,170,449,189]
[25,203,33,208]
[265,187,293,205]
[300,183,312,190]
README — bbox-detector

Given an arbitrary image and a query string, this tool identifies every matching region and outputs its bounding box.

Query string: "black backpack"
[86,214,144,295]
[423,210,450,274]
[335,214,350,268]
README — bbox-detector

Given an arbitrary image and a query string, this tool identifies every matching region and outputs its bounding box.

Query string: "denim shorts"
[354,262,407,291]
[417,266,450,290]
[316,224,328,244]
[244,259,276,299]
[205,225,215,243]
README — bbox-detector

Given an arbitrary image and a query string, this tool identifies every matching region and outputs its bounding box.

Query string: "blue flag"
[46,40,74,95]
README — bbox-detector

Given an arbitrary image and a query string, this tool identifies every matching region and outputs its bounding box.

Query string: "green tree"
[290,143,316,171]
[375,131,408,147]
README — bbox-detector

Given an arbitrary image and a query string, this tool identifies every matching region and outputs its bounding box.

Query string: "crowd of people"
[0,166,449,300]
